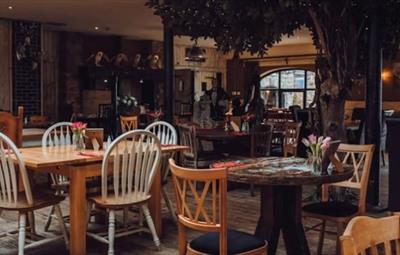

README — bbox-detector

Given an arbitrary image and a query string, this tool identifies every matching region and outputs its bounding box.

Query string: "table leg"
[148,165,162,236]
[69,167,87,255]
[255,185,310,255]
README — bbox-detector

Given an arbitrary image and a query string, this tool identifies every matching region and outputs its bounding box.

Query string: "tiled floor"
[0,160,390,255]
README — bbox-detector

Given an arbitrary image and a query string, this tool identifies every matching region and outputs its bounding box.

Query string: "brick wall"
[12,21,41,116]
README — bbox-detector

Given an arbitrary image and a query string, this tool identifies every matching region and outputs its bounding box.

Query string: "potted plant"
[117,95,139,116]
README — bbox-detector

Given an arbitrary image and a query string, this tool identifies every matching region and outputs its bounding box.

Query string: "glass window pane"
[281,70,305,89]
[260,72,279,89]
[307,71,316,89]
[306,90,315,107]
[281,92,304,109]
[261,90,279,108]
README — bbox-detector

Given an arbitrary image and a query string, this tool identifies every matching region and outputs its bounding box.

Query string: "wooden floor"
[0,159,390,255]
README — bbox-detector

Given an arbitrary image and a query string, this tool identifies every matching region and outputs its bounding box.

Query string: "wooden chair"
[178,124,221,169]
[340,215,400,255]
[86,130,162,255]
[251,123,274,157]
[0,132,68,255]
[283,122,302,157]
[29,115,48,124]
[41,122,73,231]
[169,159,267,255]
[0,108,23,148]
[303,144,374,255]
[120,115,138,133]
[145,121,178,221]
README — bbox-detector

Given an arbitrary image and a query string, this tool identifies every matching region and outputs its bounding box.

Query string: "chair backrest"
[145,121,177,145]
[340,215,400,255]
[324,144,374,214]
[0,111,23,148]
[169,159,228,254]
[0,132,32,207]
[283,122,302,146]
[178,124,197,159]
[98,104,112,118]
[251,123,274,157]
[101,130,161,200]
[42,122,73,147]
[120,115,138,133]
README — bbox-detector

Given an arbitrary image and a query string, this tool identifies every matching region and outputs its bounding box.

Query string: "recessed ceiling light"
[94,26,99,30]
[8,6,13,10]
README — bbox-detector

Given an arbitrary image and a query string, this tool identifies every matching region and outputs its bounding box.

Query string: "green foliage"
[147,0,400,79]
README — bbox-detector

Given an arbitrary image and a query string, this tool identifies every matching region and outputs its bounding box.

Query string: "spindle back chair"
[0,132,68,255]
[87,130,162,255]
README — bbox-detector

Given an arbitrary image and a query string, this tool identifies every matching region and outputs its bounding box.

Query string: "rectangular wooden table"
[17,144,188,255]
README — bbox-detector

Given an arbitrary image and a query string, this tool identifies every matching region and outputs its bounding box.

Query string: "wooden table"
[219,157,353,255]
[17,144,188,255]
[196,129,250,142]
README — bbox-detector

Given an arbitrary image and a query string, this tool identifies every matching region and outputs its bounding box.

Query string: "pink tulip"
[308,134,317,143]
[322,137,331,144]
[302,138,310,147]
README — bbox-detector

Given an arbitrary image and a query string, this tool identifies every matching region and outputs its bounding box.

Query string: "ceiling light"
[8,6,13,10]
[185,41,206,62]
[94,26,99,30]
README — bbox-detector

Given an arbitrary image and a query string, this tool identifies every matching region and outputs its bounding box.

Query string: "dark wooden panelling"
[0,20,11,111]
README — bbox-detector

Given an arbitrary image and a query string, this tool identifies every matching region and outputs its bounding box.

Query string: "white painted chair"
[41,122,72,231]
[145,121,177,145]
[0,132,68,255]
[145,121,177,221]
[86,130,162,255]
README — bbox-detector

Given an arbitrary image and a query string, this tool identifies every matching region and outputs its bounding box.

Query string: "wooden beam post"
[163,22,174,123]
[365,6,382,206]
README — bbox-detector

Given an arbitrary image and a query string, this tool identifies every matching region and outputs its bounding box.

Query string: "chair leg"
[317,220,326,255]
[336,222,344,255]
[161,186,177,222]
[86,201,92,225]
[54,204,69,248]
[108,210,116,255]
[44,205,55,231]
[123,208,129,227]
[27,211,36,235]
[142,204,161,250]
[250,183,255,197]
[18,213,26,255]
[178,221,187,255]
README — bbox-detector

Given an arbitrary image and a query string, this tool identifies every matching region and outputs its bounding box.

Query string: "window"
[260,69,316,108]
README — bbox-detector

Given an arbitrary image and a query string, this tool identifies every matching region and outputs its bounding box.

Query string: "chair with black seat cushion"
[302,144,374,255]
[169,159,267,255]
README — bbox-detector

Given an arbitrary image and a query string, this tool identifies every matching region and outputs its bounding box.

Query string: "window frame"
[260,68,315,108]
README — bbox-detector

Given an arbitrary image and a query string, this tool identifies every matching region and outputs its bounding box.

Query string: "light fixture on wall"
[185,40,206,62]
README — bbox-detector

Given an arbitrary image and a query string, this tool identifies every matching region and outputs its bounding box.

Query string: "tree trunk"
[319,77,346,142]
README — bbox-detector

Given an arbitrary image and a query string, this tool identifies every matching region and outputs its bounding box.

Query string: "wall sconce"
[382,69,392,81]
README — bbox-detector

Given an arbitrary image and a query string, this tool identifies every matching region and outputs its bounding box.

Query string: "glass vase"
[309,155,322,175]
[73,133,85,151]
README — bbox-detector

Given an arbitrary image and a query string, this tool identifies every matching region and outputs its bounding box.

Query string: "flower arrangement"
[71,122,87,151]
[302,134,331,174]
[117,95,139,115]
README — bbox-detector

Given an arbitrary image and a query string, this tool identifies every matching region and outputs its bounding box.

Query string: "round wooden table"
[226,157,354,255]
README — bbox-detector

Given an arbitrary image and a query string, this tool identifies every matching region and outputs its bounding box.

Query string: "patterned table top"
[212,157,354,186]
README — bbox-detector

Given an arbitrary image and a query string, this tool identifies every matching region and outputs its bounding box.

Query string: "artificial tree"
[147,0,400,141]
